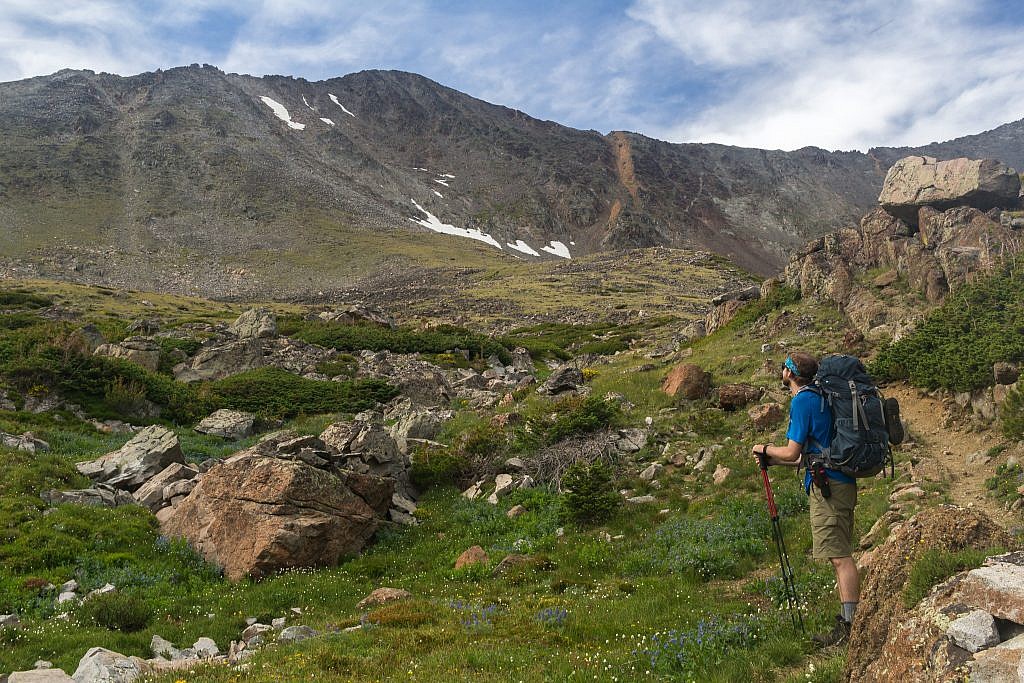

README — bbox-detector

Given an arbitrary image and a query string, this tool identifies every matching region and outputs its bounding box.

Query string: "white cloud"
[630,0,1024,150]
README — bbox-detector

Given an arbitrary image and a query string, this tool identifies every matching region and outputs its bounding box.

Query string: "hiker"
[750,351,859,647]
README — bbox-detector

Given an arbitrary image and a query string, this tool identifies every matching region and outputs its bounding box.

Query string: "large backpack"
[803,354,901,478]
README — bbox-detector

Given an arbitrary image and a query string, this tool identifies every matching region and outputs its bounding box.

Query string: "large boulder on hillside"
[160,454,393,580]
[540,366,584,395]
[71,646,145,683]
[718,384,762,410]
[194,409,256,440]
[76,425,184,491]
[173,337,264,382]
[358,351,453,406]
[229,307,276,339]
[661,363,711,400]
[879,156,1021,224]
[93,336,161,372]
[844,506,1013,682]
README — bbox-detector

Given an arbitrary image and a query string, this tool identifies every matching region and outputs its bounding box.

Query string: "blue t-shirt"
[786,387,854,491]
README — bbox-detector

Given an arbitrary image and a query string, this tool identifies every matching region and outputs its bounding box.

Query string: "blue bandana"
[784,356,802,377]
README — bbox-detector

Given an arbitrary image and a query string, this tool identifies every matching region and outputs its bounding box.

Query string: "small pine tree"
[562,461,620,524]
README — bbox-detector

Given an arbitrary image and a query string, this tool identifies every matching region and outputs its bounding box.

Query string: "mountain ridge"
[0,64,1021,299]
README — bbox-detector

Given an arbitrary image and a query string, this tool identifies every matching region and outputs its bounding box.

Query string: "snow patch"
[433,190,444,198]
[328,94,356,117]
[413,167,429,172]
[440,173,455,178]
[410,199,501,250]
[434,178,450,187]
[302,95,316,111]
[541,241,572,259]
[507,240,540,257]
[320,118,335,126]
[259,96,304,130]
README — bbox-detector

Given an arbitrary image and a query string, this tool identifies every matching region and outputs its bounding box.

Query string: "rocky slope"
[0,65,1022,299]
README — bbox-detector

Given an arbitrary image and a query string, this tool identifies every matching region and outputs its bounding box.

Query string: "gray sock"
[841,601,857,623]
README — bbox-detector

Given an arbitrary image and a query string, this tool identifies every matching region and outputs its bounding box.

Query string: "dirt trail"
[887,383,1018,528]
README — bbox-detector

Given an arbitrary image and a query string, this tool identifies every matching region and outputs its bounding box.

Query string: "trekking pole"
[757,453,805,633]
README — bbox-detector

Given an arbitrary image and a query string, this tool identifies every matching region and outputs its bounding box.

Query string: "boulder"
[718,384,762,410]
[492,554,535,576]
[76,425,184,491]
[946,609,1000,653]
[173,337,264,383]
[159,455,393,580]
[614,428,648,453]
[661,363,711,400]
[712,464,731,485]
[93,337,161,372]
[540,366,584,395]
[969,632,1024,682]
[879,156,1021,225]
[70,647,144,683]
[279,625,318,643]
[639,463,663,481]
[41,485,134,508]
[844,507,1013,682]
[957,557,1024,623]
[510,347,533,374]
[705,298,746,335]
[132,463,199,511]
[8,670,74,682]
[229,307,276,339]
[192,636,219,658]
[194,409,256,440]
[389,407,444,453]
[1,431,50,453]
[748,402,784,429]
[455,545,488,570]
[356,587,411,609]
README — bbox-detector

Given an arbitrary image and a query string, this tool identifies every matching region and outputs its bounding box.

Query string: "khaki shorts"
[809,480,857,560]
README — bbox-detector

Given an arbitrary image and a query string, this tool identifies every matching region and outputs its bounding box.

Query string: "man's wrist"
[761,445,770,456]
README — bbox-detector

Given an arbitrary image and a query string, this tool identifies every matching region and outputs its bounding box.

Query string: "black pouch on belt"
[811,462,831,498]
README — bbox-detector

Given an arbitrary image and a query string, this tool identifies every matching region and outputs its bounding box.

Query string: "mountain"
[0,64,1020,299]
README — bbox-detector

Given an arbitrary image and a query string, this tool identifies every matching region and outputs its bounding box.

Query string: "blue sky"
[1,0,1022,152]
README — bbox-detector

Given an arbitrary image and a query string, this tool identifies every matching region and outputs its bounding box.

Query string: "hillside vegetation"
[0,265,1021,681]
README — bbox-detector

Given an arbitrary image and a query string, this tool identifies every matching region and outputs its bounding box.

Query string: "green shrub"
[561,461,620,524]
[103,376,150,417]
[0,290,52,309]
[904,547,1005,607]
[545,396,622,444]
[871,263,1024,391]
[315,353,359,378]
[279,318,510,363]
[203,367,397,419]
[78,591,153,632]
[985,463,1024,505]
[1001,386,1024,440]
[155,337,202,375]
[410,448,469,491]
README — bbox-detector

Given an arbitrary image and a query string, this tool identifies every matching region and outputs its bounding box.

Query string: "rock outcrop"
[173,337,264,382]
[160,453,392,580]
[93,336,161,372]
[194,409,257,440]
[879,156,1021,224]
[844,506,1013,682]
[228,307,276,339]
[76,425,184,491]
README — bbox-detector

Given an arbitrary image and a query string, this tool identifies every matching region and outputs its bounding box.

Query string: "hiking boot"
[811,615,851,648]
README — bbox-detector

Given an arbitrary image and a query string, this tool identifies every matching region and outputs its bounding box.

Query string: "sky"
[0,0,1022,152]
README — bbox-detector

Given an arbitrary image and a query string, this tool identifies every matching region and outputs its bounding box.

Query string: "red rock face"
[160,455,393,581]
